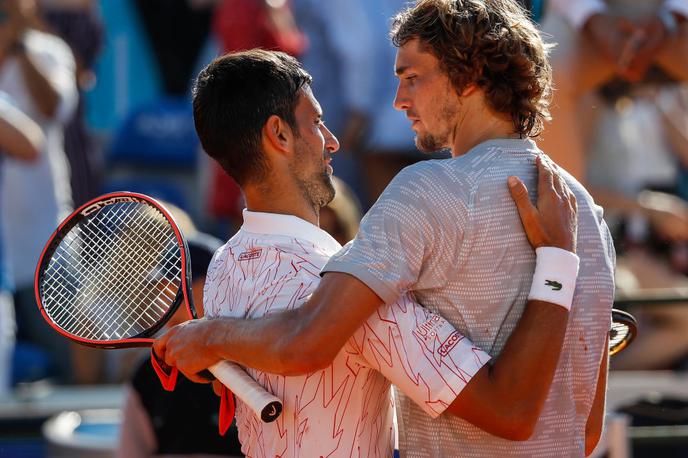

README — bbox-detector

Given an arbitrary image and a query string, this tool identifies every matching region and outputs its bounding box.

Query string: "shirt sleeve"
[548,0,607,29]
[323,164,467,305]
[349,293,490,418]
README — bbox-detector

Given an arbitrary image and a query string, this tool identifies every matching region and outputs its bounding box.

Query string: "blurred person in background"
[207,0,307,236]
[292,0,371,205]
[39,0,104,207]
[117,218,238,458]
[133,0,213,96]
[540,0,688,371]
[587,84,688,370]
[319,176,363,245]
[540,0,688,180]
[0,0,78,383]
[0,91,43,397]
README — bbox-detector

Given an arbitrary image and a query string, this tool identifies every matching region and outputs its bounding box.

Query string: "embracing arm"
[444,162,578,441]
[155,158,579,440]
[447,300,569,440]
[155,271,383,376]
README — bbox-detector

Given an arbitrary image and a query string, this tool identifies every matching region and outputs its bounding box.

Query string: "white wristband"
[528,247,580,311]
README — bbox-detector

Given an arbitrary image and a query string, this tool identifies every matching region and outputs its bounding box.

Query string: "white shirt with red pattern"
[203,210,490,458]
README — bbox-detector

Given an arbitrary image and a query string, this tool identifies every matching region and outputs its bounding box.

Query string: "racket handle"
[208,361,283,423]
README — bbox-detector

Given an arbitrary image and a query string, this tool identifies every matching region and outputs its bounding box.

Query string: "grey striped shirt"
[323,138,615,457]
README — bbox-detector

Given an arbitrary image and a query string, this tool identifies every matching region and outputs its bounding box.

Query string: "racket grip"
[208,361,283,423]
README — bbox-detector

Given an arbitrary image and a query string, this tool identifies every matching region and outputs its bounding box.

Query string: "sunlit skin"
[242,85,339,228]
[393,38,518,157]
[290,86,338,212]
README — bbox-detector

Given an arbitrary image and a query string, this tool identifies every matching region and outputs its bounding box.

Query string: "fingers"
[540,155,573,202]
[184,370,213,384]
[536,156,555,198]
[508,175,538,223]
[508,175,533,209]
[152,333,169,364]
[508,175,547,248]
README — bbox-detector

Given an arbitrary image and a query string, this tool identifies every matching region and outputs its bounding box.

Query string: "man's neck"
[450,105,520,157]
[243,183,320,227]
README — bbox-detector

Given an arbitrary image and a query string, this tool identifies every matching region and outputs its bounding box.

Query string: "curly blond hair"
[391,0,552,137]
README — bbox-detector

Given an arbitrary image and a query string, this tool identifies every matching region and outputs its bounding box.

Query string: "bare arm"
[2,1,64,119]
[15,44,62,119]
[446,301,569,440]
[155,158,577,440]
[0,100,44,161]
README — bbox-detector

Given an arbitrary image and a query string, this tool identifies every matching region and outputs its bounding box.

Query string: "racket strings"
[47,205,170,337]
[82,203,181,337]
[40,201,184,341]
[609,321,631,354]
[49,206,178,339]
[69,207,179,336]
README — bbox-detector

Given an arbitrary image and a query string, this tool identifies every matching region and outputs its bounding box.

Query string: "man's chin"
[415,135,445,154]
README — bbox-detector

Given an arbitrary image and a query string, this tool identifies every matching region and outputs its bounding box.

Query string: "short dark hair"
[391,0,552,137]
[192,50,312,185]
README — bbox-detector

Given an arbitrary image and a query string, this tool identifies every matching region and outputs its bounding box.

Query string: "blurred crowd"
[0,0,687,420]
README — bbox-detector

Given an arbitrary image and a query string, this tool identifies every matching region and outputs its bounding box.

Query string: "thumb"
[508,176,537,221]
[152,335,168,362]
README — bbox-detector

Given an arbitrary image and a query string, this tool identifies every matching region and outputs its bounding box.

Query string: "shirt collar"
[241,209,342,252]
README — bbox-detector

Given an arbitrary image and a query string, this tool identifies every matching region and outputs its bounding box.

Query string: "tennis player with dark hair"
[155,43,592,458]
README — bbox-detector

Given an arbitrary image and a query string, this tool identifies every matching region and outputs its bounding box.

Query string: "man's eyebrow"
[395,65,410,76]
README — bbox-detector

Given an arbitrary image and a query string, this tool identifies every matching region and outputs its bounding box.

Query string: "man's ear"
[460,84,478,97]
[263,114,293,155]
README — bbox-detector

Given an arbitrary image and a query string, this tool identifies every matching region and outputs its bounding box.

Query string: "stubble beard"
[416,132,446,153]
[415,97,459,153]
[292,143,336,210]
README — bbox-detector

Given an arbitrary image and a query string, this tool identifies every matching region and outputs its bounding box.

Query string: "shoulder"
[558,166,603,216]
[208,231,330,280]
[377,159,473,208]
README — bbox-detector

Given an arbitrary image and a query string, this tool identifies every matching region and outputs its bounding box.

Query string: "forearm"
[205,310,321,375]
[207,272,383,375]
[449,301,569,440]
[16,48,61,118]
[0,112,43,160]
[447,247,579,440]
[549,0,606,29]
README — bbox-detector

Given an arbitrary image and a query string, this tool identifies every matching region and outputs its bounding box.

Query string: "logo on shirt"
[439,331,463,357]
[414,315,443,339]
[545,280,562,291]
[238,249,262,261]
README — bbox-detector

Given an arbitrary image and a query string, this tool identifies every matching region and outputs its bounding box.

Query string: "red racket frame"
[34,191,198,348]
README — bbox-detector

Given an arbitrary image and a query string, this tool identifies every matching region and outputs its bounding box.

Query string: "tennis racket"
[609,308,637,357]
[34,191,282,423]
